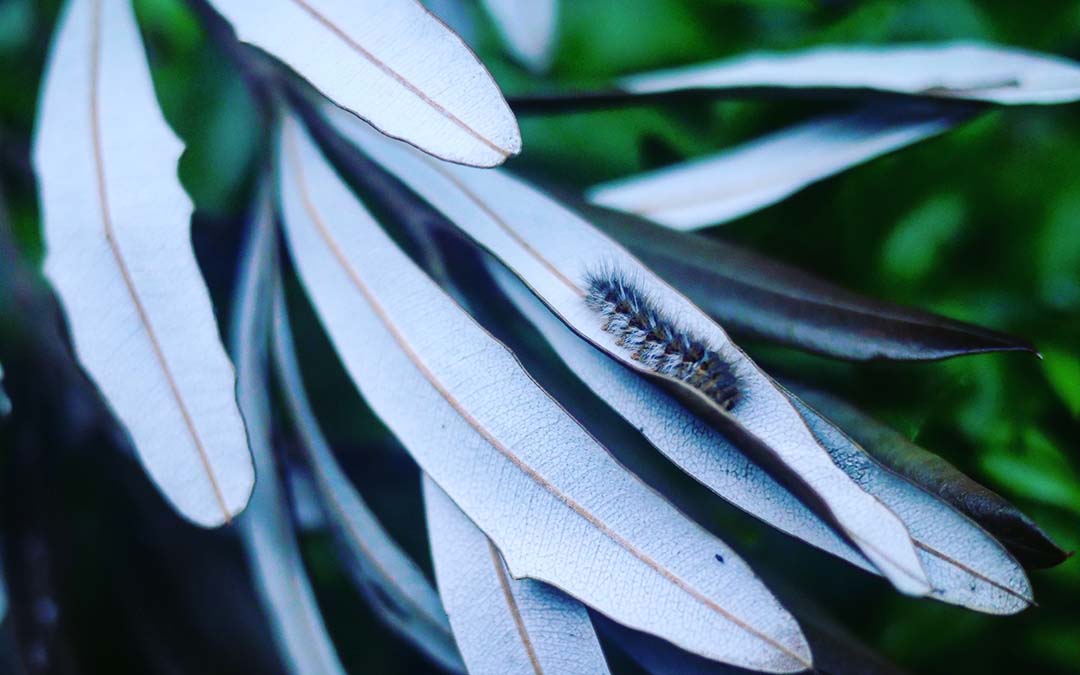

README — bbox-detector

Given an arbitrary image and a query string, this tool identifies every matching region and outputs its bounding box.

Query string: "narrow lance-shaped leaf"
[619,42,1080,105]
[422,0,478,45]
[230,189,347,675]
[489,261,1034,614]
[588,104,972,231]
[791,385,1069,569]
[485,262,872,573]
[32,0,253,527]
[785,389,1033,614]
[326,105,931,597]
[271,285,465,673]
[584,204,1037,362]
[597,613,906,675]
[207,0,520,167]
[423,475,611,675]
[277,112,812,672]
[479,0,559,73]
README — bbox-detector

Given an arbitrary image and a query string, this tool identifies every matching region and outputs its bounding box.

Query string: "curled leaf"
[423,475,611,675]
[792,385,1069,569]
[33,0,254,527]
[588,104,972,230]
[586,205,1036,362]
[271,283,465,673]
[276,111,812,672]
[208,0,521,167]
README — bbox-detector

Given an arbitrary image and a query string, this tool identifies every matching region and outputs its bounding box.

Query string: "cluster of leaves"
[0,1,1079,674]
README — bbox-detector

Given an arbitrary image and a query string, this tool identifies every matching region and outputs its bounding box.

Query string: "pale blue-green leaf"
[786,390,1033,614]
[791,384,1067,569]
[276,112,811,672]
[480,0,558,73]
[32,0,253,527]
[271,285,465,674]
[587,105,968,230]
[207,0,520,167]
[486,263,869,573]
[327,105,930,598]
[230,190,347,675]
[492,263,1034,614]
[422,0,478,45]
[621,42,1080,105]
[599,613,906,675]
[423,475,610,675]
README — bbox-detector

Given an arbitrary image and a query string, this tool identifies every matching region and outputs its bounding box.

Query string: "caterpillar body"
[584,271,741,411]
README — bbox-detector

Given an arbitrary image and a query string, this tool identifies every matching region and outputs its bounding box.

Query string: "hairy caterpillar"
[584,270,741,411]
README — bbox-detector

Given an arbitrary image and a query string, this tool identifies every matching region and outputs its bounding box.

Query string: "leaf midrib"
[489,538,544,675]
[283,124,810,670]
[413,155,941,596]
[88,0,229,522]
[286,0,510,159]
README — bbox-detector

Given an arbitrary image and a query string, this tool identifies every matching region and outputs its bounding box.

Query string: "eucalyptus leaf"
[207,0,521,167]
[791,385,1069,569]
[585,205,1036,362]
[587,104,972,230]
[276,112,812,672]
[327,105,931,597]
[479,0,559,73]
[271,285,465,674]
[230,190,347,675]
[423,475,611,675]
[620,42,1080,105]
[33,0,254,527]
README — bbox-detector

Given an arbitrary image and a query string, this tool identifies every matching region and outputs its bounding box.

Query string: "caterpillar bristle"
[584,270,741,411]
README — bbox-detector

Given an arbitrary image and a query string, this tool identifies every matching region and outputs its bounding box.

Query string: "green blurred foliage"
[1,0,1078,673]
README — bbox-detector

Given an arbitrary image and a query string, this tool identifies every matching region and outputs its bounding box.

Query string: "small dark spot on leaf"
[714,553,724,564]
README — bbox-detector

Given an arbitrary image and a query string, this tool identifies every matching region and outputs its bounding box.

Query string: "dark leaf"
[587,104,974,230]
[791,384,1070,569]
[583,203,1037,362]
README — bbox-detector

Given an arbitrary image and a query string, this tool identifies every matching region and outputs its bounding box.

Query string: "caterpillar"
[584,270,741,411]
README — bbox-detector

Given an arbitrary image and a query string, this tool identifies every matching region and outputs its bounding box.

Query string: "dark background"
[0,0,1078,673]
